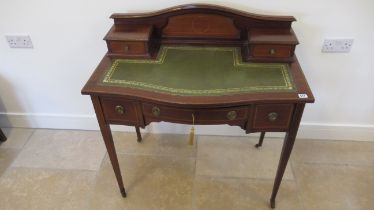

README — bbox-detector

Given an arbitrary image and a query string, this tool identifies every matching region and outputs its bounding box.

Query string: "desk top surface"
[100,46,295,96]
[82,47,313,106]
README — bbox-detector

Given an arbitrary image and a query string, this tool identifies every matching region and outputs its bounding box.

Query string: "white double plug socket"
[5,35,33,48]
[322,39,353,53]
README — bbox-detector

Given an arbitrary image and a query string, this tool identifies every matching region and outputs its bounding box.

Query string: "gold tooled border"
[101,46,296,96]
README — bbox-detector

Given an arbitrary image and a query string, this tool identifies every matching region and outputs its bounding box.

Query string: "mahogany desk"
[81,4,314,208]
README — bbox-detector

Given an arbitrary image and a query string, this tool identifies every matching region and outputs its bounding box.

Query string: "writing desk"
[82,4,314,208]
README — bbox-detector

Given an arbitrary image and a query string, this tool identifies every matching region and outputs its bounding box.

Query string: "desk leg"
[91,96,127,197]
[0,128,7,142]
[255,132,265,148]
[270,103,305,208]
[135,126,142,142]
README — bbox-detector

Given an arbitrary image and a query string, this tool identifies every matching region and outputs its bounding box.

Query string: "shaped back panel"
[162,14,240,39]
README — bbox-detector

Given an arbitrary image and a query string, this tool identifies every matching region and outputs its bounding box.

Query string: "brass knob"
[270,49,276,55]
[227,110,237,120]
[268,112,278,122]
[124,45,129,52]
[115,105,125,115]
[152,106,160,116]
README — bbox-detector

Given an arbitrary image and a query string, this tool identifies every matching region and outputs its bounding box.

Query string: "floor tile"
[194,176,301,210]
[292,139,374,165]
[196,135,294,180]
[89,154,195,210]
[12,129,106,170]
[293,163,374,210]
[0,148,19,176]
[113,132,196,157]
[0,167,95,210]
[0,128,34,149]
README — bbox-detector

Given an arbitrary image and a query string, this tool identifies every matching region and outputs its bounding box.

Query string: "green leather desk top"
[101,46,296,96]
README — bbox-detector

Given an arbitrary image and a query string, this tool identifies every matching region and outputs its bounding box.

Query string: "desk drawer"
[107,41,147,55]
[251,44,294,58]
[142,103,248,124]
[253,104,294,130]
[101,98,140,124]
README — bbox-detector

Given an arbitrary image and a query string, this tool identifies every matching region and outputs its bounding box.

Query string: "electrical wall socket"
[322,39,353,53]
[5,35,33,48]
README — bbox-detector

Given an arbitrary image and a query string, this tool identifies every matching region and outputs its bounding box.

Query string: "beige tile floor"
[0,128,373,210]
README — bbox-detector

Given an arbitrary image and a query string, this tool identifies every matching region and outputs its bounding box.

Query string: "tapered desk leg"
[91,96,127,197]
[135,126,142,142]
[0,128,7,142]
[255,132,265,148]
[270,103,305,208]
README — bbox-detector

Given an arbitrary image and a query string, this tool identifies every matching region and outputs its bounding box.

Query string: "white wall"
[0,0,373,141]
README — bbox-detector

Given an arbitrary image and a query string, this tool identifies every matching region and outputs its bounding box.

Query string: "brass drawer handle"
[152,106,160,116]
[269,49,276,55]
[124,45,129,52]
[268,112,278,122]
[115,105,125,115]
[227,110,237,120]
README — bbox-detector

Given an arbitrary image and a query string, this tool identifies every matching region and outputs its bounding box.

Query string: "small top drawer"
[251,44,294,58]
[142,103,248,124]
[107,41,147,55]
[247,28,298,62]
[104,25,153,58]
[101,98,140,124]
[252,104,294,131]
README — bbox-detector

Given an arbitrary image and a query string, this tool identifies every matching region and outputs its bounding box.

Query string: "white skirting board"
[0,112,373,142]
